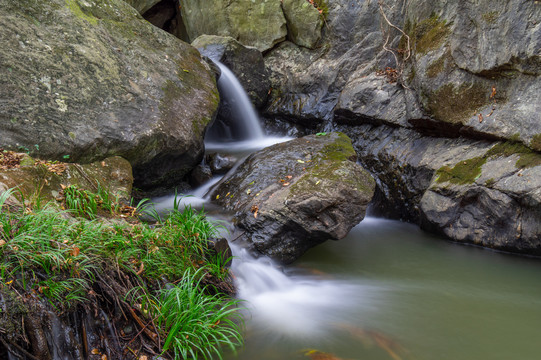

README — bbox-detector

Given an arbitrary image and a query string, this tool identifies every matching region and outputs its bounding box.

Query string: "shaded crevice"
[142,0,189,42]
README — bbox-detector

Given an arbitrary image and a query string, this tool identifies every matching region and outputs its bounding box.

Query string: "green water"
[229,218,541,360]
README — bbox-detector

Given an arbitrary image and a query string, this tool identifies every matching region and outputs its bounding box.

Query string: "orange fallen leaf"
[91,348,100,355]
[70,247,80,257]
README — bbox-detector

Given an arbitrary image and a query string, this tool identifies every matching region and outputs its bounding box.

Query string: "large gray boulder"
[420,143,541,254]
[211,132,375,263]
[337,122,541,255]
[0,0,219,189]
[179,0,287,52]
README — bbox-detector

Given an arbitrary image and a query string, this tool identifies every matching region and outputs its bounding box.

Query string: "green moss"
[410,15,450,55]
[426,83,488,124]
[482,11,499,24]
[436,157,486,185]
[313,0,329,19]
[486,141,541,169]
[65,0,98,25]
[426,56,446,78]
[530,134,541,152]
[484,178,495,187]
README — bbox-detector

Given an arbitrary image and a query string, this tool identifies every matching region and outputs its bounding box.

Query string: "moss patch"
[425,83,489,124]
[65,0,98,25]
[410,15,450,55]
[426,56,446,78]
[436,157,486,185]
[530,134,541,152]
[482,11,499,24]
[486,141,541,169]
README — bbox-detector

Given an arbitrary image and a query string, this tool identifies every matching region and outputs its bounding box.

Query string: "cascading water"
[153,62,541,360]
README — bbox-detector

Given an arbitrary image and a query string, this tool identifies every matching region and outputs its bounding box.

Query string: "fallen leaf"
[91,349,100,355]
[297,160,305,164]
[215,195,220,200]
[490,86,496,98]
[283,182,290,186]
[478,113,483,123]
[101,355,108,360]
[286,175,292,179]
[315,180,321,185]
[70,247,80,257]
[0,239,6,247]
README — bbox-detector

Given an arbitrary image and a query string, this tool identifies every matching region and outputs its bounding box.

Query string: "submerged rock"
[211,132,375,263]
[0,0,219,189]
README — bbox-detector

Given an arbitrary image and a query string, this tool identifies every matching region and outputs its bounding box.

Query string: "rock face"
[0,0,219,189]
[192,35,270,108]
[250,0,541,256]
[179,0,287,52]
[211,132,375,263]
[0,153,133,206]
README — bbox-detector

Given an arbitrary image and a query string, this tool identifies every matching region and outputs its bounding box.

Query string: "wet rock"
[192,35,270,108]
[179,0,287,52]
[189,164,212,187]
[282,0,324,49]
[211,132,375,263]
[0,0,219,190]
[207,153,237,174]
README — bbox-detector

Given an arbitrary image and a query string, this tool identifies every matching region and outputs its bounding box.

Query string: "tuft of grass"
[0,187,242,358]
[150,268,243,360]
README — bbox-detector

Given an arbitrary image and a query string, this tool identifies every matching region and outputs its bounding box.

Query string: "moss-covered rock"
[282,0,323,49]
[424,83,489,125]
[0,0,219,189]
[180,0,287,52]
[0,152,133,206]
[409,14,450,55]
[211,132,375,264]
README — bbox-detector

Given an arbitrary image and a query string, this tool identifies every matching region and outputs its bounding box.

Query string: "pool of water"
[227,217,541,360]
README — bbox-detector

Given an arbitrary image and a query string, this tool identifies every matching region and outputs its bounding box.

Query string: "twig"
[0,337,41,360]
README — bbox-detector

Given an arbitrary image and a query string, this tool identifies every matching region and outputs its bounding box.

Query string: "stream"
[154,62,541,360]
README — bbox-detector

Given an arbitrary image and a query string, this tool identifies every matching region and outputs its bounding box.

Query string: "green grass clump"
[0,188,243,358]
[134,268,243,360]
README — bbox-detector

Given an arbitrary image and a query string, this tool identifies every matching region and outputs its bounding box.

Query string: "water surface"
[229,218,541,360]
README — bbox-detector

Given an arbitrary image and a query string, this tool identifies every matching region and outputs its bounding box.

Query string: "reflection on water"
[228,218,541,360]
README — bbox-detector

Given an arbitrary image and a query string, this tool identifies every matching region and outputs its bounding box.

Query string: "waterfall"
[205,61,265,144]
